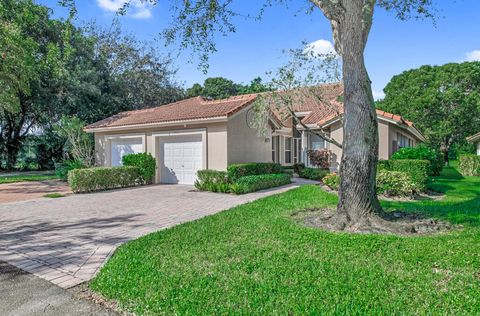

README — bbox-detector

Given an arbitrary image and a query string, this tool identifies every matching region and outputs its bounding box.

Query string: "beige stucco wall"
[226,106,273,164]
[325,119,420,170]
[93,122,229,181]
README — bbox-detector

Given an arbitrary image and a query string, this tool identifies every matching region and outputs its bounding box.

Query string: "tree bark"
[332,0,383,229]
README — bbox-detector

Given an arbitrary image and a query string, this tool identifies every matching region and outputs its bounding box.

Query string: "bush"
[231,173,291,194]
[376,170,418,197]
[323,173,340,190]
[68,166,142,193]
[227,162,284,181]
[387,159,429,192]
[55,159,85,180]
[391,146,443,176]
[122,153,156,184]
[293,163,305,174]
[459,154,480,176]
[195,170,231,193]
[307,149,332,169]
[298,167,329,181]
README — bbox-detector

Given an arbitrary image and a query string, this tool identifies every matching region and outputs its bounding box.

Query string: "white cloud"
[372,90,385,101]
[96,0,153,19]
[465,50,480,62]
[304,39,338,58]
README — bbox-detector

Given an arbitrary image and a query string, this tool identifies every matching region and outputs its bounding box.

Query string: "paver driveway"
[0,180,316,289]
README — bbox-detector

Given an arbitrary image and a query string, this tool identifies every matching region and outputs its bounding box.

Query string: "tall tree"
[377,62,480,161]
[187,77,272,99]
[137,0,436,232]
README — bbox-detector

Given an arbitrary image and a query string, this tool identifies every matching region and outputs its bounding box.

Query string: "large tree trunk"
[332,0,383,230]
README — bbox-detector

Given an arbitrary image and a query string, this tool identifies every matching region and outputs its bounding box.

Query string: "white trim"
[296,123,318,130]
[294,111,312,117]
[151,128,207,184]
[85,116,228,133]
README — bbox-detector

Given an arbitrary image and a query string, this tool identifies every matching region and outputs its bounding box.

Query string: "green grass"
[90,165,480,315]
[0,174,58,184]
[43,193,66,198]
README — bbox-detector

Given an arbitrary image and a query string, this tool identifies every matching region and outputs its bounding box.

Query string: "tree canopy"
[186,77,272,99]
[377,62,480,158]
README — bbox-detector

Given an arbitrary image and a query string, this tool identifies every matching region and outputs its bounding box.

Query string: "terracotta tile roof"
[375,110,414,127]
[467,131,480,143]
[85,94,257,130]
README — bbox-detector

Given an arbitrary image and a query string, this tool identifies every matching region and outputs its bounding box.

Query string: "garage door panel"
[159,135,203,185]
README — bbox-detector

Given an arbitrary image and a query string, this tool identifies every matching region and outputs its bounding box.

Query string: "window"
[310,134,326,150]
[293,138,302,163]
[285,137,292,164]
[272,136,279,162]
[397,132,413,149]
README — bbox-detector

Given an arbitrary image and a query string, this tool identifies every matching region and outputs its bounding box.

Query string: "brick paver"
[0,179,316,288]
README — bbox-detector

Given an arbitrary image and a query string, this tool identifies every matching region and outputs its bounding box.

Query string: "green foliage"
[377,62,480,158]
[194,170,231,193]
[322,173,340,190]
[459,154,480,176]
[307,149,332,169]
[0,174,57,184]
[293,163,305,174]
[227,162,284,181]
[376,170,418,197]
[391,145,443,175]
[380,159,429,192]
[55,159,85,180]
[122,153,156,184]
[230,173,291,195]
[298,167,329,181]
[68,166,142,193]
[187,77,273,100]
[55,116,95,167]
[43,193,66,198]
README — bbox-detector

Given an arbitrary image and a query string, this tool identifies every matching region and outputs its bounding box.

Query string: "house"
[467,132,480,155]
[85,83,425,184]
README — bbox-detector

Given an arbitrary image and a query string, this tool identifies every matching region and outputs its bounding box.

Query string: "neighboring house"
[85,83,425,184]
[467,132,480,155]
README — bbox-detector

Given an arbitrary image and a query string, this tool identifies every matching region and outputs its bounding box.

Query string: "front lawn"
[90,165,480,315]
[0,174,58,184]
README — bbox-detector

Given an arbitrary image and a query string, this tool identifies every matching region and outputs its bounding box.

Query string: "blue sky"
[41,0,480,99]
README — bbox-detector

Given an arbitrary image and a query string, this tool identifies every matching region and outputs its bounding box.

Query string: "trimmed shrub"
[231,173,291,195]
[55,159,85,180]
[122,153,156,184]
[387,159,429,191]
[459,154,480,176]
[195,170,231,193]
[68,166,142,193]
[323,173,340,190]
[391,146,443,176]
[298,167,329,181]
[227,162,284,181]
[307,149,332,169]
[293,163,305,174]
[376,170,418,197]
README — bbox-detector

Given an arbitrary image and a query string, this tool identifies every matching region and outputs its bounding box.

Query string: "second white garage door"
[159,135,203,184]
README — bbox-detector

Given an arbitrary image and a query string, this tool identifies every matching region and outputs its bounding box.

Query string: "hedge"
[122,153,156,184]
[298,167,329,181]
[55,159,85,180]
[459,154,480,176]
[68,166,142,193]
[391,146,443,176]
[378,159,429,191]
[322,173,340,190]
[195,170,231,193]
[231,173,291,194]
[227,162,284,181]
[376,170,417,197]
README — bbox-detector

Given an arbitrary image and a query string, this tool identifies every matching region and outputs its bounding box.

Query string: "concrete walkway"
[0,179,317,289]
[0,261,115,316]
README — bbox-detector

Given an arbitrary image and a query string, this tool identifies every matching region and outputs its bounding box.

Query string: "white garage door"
[159,135,203,184]
[110,138,144,166]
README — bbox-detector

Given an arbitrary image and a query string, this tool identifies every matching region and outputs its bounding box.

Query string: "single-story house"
[467,132,480,155]
[85,83,425,184]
